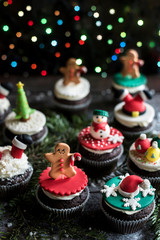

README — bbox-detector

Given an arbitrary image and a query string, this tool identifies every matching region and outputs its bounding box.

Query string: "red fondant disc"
[78,126,123,150]
[39,166,88,196]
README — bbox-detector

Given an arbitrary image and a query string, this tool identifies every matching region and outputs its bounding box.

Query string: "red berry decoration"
[135,134,150,154]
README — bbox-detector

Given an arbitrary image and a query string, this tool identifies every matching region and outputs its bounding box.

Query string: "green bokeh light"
[45,28,52,34]
[120,32,126,38]
[95,66,101,73]
[149,41,155,48]
[80,35,87,41]
[118,17,124,23]
[91,5,96,11]
[137,41,142,47]
[3,25,9,31]
[41,18,47,24]
[107,24,113,30]
[107,39,113,45]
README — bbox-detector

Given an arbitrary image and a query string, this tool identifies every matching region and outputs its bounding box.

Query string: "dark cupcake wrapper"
[81,144,124,168]
[36,185,90,218]
[0,164,33,200]
[100,199,155,234]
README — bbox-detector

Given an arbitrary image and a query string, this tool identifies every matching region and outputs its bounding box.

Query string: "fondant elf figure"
[14,82,35,121]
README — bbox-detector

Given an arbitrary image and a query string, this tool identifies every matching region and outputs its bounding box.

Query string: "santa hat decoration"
[119,89,152,117]
[119,175,144,197]
[11,135,32,159]
[135,134,151,154]
[0,82,13,99]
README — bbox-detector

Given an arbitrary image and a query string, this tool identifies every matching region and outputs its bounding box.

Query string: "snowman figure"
[90,109,110,139]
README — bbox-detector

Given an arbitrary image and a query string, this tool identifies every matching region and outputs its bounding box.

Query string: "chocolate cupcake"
[4,82,48,145]
[128,134,160,188]
[53,58,91,112]
[36,142,89,217]
[114,89,155,137]
[0,82,13,124]
[101,174,155,234]
[112,49,147,95]
[0,135,33,200]
[78,109,124,174]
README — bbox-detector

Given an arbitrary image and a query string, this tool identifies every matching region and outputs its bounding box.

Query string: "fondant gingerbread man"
[120,49,144,78]
[45,143,81,179]
[59,58,87,86]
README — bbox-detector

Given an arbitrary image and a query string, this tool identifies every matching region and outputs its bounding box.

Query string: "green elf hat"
[93,109,109,117]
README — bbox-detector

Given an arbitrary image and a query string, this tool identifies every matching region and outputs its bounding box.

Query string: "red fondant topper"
[78,126,123,150]
[39,166,88,196]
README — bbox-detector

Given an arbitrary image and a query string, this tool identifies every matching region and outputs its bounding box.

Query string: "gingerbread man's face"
[66,58,77,68]
[126,50,139,62]
[54,143,70,157]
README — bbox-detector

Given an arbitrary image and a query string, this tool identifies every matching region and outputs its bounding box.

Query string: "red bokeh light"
[115,48,121,54]
[74,15,80,21]
[28,20,34,26]
[41,70,47,76]
[79,40,85,45]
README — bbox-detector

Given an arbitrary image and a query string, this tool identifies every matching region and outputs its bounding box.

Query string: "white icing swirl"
[42,188,83,200]
[0,98,10,114]
[112,81,146,94]
[114,102,155,128]
[54,77,90,101]
[82,145,114,154]
[5,110,46,135]
[129,139,160,172]
[0,146,30,178]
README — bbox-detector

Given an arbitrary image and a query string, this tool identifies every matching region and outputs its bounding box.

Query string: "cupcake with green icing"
[101,174,155,234]
[112,49,147,95]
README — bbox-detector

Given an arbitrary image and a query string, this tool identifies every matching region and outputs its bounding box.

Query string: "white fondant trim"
[120,89,128,100]
[5,110,46,135]
[129,139,160,172]
[118,186,139,198]
[104,200,140,215]
[0,98,10,114]
[114,102,155,128]
[12,136,27,150]
[54,77,90,101]
[42,188,83,200]
[112,81,146,94]
[0,85,9,96]
[82,145,113,154]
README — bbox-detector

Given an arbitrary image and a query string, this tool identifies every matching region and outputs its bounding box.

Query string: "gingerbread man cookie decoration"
[59,58,87,86]
[45,143,81,179]
[120,49,144,78]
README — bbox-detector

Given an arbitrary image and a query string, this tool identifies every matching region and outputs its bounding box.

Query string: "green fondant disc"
[102,176,154,211]
[113,73,147,87]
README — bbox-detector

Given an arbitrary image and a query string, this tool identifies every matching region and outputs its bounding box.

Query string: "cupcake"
[36,142,89,217]
[0,82,13,124]
[114,89,155,136]
[112,49,147,95]
[101,173,155,233]
[0,135,33,200]
[128,134,160,187]
[4,82,48,145]
[78,109,124,173]
[53,58,91,112]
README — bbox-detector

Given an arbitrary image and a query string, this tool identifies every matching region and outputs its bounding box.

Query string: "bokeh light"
[109,9,115,15]
[118,17,124,23]
[26,5,32,11]
[3,25,9,32]
[137,20,144,26]
[41,70,47,76]
[80,35,87,41]
[76,58,82,65]
[41,18,47,24]
[18,11,24,17]
[74,6,80,11]
[31,36,37,42]
[95,66,101,73]
[11,61,17,67]
[107,39,113,45]
[107,25,113,30]
[31,64,37,69]
[9,44,15,49]
[51,40,57,46]
[137,41,142,47]
[112,55,117,61]
[45,28,52,34]
[57,19,63,25]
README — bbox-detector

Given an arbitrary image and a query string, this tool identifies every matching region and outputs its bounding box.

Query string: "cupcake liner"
[0,164,33,200]
[36,185,90,218]
[100,199,155,234]
[53,96,92,111]
[127,162,160,189]
[81,145,124,169]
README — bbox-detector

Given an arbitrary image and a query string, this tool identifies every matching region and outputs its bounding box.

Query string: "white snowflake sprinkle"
[122,197,141,210]
[108,134,124,144]
[140,187,155,197]
[119,173,130,180]
[101,183,118,198]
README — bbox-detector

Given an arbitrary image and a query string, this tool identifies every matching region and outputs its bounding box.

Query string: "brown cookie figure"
[45,143,81,179]
[120,49,144,78]
[59,58,87,86]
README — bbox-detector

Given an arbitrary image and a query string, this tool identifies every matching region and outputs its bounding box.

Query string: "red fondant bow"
[92,121,107,132]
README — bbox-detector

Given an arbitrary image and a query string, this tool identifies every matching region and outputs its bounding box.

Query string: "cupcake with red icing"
[36,142,89,217]
[128,133,160,187]
[0,134,33,199]
[78,109,124,173]
[101,173,155,233]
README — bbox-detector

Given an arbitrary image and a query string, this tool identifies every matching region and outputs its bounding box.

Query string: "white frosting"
[112,81,146,94]
[114,102,155,128]
[42,188,83,200]
[129,140,160,172]
[5,110,46,135]
[54,77,90,101]
[104,200,140,215]
[0,146,30,178]
[82,145,113,154]
[0,98,10,114]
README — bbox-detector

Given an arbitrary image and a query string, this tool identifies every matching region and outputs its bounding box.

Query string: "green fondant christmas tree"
[14,82,35,121]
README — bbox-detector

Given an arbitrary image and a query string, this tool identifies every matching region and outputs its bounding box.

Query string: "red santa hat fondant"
[0,82,13,99]
[135,134,151,154]
[11,135,32,159]
[119,89,152,116]
[119,175,148,197]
